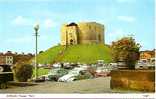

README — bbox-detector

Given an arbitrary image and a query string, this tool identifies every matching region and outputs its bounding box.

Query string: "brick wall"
[0,56,6,65]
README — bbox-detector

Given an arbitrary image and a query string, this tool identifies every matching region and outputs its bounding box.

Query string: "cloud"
[109,28,126,38]
[43,19,57,28]
[117,16,136,22]
[12,16,33,26]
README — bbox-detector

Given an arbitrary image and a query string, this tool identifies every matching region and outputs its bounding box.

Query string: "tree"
[39,51,44,54]
[111,36,141,69]
[13,62,33,82]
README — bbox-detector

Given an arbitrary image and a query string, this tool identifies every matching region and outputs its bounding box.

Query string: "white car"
[39,74,49,80]
[135,62,148,69]
[80,64,89,70]
[52,63,62,68]
[58,67,86,82]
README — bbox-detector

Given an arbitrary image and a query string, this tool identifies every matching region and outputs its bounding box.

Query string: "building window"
[6,56,13,65]
[70,39,74,45]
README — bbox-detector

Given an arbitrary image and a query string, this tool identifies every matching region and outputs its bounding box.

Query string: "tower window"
[70,39,74,45]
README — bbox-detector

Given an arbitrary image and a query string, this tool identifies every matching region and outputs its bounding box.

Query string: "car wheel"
[73,79,77,81]
[54,77,58,81]
[0,66,4,72]
[0,83,7,89]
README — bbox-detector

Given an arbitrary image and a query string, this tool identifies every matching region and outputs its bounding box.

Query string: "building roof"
[66,22,78,27]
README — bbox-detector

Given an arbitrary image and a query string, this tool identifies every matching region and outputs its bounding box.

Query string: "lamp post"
[34,23,39,80]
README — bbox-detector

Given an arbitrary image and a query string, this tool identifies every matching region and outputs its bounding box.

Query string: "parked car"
[75,70,94,80]
[38,74,49,81]
[38,64,45,67]
[48,68,68,81]
[0,65,13,89]
[135,61,148,69]
[95,67,110,77]
[107,63,118,70]
[135,58,155,70]
[97,60,104,65]
[52,63,62,68]
[80,64,89,70]
[147,58,155,69]
[58,67,87,82]
[63,62,74,69]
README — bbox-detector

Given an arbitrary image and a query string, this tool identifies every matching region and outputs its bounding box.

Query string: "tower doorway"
[98,34,101,42]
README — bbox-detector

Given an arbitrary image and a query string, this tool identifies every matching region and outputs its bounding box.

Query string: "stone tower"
[61,22,104,45]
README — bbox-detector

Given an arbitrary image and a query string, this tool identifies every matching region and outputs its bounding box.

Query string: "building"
[0,56,6,65]
[0,51,34,65]
[14,53,34,63]
[61,22,104,45]
[0,51,14,65]
[140,49,155,60]
[136,50,155,70]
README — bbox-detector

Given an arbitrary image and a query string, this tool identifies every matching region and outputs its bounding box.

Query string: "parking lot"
[0,61,146,93]
[0,77,111,93]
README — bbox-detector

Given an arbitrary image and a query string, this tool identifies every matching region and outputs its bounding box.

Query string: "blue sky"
[0,0,155,53]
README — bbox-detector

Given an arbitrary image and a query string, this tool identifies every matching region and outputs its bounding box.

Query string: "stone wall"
[61,22,104,45]
[110,70,155,92]
[78,22,104,44]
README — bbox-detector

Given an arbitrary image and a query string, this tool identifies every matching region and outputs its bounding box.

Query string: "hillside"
[36,44,112,64]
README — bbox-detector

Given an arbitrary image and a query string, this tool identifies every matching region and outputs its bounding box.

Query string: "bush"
[14,63,33,82]
[111,36,140,69]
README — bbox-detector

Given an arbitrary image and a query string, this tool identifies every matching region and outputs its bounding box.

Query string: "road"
[0,77,111,93]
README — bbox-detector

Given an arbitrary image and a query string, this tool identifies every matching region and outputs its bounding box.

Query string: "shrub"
[111,36,141,69]
[14,63,33,82]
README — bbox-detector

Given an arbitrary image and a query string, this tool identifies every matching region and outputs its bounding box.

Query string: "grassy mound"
[36,45,65,64]
[36,44,112,64]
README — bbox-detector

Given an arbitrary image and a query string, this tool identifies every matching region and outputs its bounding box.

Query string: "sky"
[0,0,155,53]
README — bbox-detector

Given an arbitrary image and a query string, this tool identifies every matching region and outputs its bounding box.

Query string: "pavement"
[0,77,111,93]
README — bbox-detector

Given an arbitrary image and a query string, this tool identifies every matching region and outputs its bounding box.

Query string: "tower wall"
[61,22,104,45]
[78,22,104,44]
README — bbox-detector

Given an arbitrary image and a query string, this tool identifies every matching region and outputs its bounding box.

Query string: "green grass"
[36,44,112,64]
[36,45,65,64]
[61,44,112,64]
[32,68,50,77]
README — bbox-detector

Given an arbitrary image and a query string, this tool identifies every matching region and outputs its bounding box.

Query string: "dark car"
[75,70,94,80]
[0,65,12,72]
[48,68,69,81]
[0,65,13,89]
